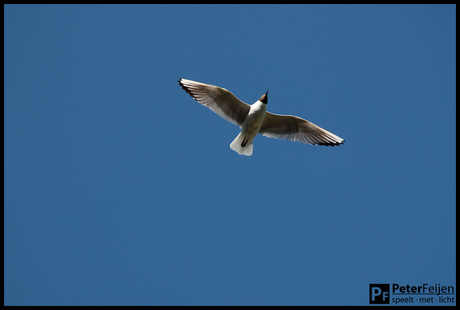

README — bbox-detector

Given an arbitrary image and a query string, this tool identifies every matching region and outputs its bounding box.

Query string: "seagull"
[178,78,345,156]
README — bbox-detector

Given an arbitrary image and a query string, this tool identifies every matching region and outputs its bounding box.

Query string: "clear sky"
[4,4,456,306]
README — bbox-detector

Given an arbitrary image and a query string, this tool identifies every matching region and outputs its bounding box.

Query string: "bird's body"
[230,93,267,156]
[178,78,344,156]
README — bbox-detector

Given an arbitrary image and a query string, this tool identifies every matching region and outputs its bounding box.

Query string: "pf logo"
[369,284,390,304]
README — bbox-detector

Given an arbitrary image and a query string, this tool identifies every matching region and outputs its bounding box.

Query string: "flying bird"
[178,78,345,156]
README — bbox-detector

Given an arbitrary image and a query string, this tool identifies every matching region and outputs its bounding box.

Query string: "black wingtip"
[319,139,345,147]
[178,78,198,101]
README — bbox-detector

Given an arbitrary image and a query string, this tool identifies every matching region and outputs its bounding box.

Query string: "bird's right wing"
[259,112,345,146]
[179,78,251,127]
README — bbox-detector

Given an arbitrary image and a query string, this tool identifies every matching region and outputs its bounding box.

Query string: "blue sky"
[4,5,455,306]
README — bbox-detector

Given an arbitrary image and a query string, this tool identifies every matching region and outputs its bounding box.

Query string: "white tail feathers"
[230,133,254,156]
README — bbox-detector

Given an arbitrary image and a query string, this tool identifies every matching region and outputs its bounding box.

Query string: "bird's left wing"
[179,78,251,127]
[259,112,345,146]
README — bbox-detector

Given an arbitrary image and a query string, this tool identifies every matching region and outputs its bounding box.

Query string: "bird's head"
[259,90,268,104]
